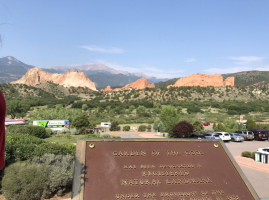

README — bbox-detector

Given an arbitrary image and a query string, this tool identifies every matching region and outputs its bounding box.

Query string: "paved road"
[106,132,269,199]
[225,140,269,199]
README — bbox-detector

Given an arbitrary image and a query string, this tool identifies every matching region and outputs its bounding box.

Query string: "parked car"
[235,130,254,141]
[203,122,210,126]
[214,132,231,142]
[252,129,268,141]
[189,134,206,139]
[204,133,220,140]
[230,133,244,142]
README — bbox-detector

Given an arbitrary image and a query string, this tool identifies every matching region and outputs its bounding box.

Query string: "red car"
[203,122,210,126]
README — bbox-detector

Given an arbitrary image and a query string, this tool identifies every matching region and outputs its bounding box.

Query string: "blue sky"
[0,0,269,78]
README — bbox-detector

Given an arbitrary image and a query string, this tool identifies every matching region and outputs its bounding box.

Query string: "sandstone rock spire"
[11,67,97,91]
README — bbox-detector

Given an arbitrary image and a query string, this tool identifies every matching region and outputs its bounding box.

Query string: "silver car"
[235,130,254,141]
[230,133,244,142]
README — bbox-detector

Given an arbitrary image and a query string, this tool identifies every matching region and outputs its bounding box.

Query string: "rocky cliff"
[168,73,234,88]
[101,85,113,92]
[11,67,97,90]
[101,78,155,92]
[122,78,155,90]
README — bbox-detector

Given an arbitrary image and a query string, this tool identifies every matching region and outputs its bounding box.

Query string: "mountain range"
[1,56,269,88]
[0,56,165,89]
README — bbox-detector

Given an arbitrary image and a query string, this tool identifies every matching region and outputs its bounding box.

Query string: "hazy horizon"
[1,1,269,78]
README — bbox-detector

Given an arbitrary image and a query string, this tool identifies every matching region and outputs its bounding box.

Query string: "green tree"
[213,122,216,130]
[246,118,256,130]
[6,100,24,119]
[159,106,179,135]
[136,105,147,117]
[110,121,120,131]
[82,104,88,111]
[214,123,226,132]
[153,119,165,132]
[192,121,204,133]
[72,113,90,130]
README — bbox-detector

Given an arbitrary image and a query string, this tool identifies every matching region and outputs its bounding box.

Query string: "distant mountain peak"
[0,56,29,66]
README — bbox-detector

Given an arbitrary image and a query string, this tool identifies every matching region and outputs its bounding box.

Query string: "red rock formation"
[11,67,97,90]
[122,78,155,90]
[224,77,235,86]
[168,73,234,88]
[101,78,155,92]
[101,86,113,92]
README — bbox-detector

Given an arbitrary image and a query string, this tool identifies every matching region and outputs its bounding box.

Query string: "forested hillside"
[222,71,269,86]
[2,83,269,127]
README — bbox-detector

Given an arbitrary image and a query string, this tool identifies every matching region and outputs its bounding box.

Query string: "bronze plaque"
[72,139,259,200]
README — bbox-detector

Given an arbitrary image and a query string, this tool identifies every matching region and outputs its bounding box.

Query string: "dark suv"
[252,129,268,141]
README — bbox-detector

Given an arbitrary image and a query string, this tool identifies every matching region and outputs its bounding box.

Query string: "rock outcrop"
[11,67,97,90]
[101,78,155,92]
[101,86,113,92]
[168,73,234,88]
[122,78,155,90]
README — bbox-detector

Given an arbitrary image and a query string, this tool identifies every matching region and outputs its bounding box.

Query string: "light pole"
[238,112,241,131]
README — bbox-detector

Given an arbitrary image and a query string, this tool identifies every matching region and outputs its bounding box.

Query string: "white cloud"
[96,60,183,79]
[185,58,196,63]
[229,56,264,64]
[80,45,125,54]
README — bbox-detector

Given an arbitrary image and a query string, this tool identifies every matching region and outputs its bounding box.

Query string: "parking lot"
[225,140,269,199]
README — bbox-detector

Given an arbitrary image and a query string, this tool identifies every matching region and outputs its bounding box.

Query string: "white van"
[101,122,111,127]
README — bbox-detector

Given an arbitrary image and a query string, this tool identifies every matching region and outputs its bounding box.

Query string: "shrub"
[31,154,74,197]
[2,154,75,200]
[123,125,130,131]
[138,125,147,132]
[5,133,45,165]
[5,134,75,166]
[112,136,121,139]
[2,162,48,200]
[7,125,49,138]
[251,152,256,160]
[102,134,112,139]
[171,121,193,138]
[147,124,152,132]
[33,143,76,157]
[241,151,252,158]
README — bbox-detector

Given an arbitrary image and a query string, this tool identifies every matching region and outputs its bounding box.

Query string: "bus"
[33,120,70,132]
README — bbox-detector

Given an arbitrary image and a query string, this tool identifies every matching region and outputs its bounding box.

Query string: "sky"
[0,0,269,79]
